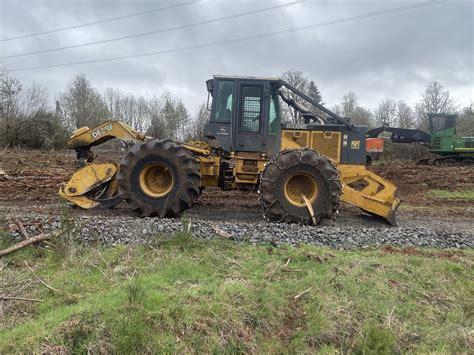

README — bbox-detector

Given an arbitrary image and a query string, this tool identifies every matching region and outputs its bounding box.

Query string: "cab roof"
[213,75,281,81]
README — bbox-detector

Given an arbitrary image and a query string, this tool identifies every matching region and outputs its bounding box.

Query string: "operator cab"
[204,75,366,165]
[428,113,457,133]
[204,75,282,156]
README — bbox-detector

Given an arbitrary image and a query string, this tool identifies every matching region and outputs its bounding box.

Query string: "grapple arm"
[68,120,149,164]
[60,121,149,209]
[68,120,148,149]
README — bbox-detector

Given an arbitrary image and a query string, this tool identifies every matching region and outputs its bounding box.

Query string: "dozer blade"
[338,165,401,226]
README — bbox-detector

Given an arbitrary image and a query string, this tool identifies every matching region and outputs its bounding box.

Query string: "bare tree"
[0,73,22,146]
[104,88,150,132]
[457,102,474,136]
[57,73,109,132]
[147,92,189,140]
[187,103,210,141]
[147,95,165,138]
[281,69,323,123]
[1,70,57,148]
[333,92,373,128]
[396,100,415,129]
[20,83,49,118]
[415,81,456,130]
[374,98,397,127]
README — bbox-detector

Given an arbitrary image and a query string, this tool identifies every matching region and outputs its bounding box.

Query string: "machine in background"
[367,113,473,166]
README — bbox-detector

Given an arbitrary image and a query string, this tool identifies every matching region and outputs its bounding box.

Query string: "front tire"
[117,139,201,217]
[258,148,341,224]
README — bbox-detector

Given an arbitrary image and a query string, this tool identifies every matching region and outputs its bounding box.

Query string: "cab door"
[234,81,266,152]
[262,83,282,157]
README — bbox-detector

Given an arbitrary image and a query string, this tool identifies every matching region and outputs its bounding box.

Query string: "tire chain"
[258,148,342,224]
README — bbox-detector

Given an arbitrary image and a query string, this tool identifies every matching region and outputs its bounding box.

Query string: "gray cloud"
[1,0,472,113]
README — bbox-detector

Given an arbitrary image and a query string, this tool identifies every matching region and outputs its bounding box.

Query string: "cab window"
[213,80,234,121]
[268,88,281,135]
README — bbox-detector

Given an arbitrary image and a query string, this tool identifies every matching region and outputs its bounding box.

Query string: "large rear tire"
[117,139,201,217]
[258,148,341,224]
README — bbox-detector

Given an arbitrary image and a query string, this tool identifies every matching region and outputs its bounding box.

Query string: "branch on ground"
[0,231,60,258]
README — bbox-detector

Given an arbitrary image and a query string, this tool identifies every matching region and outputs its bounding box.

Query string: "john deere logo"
[91,124,113,139]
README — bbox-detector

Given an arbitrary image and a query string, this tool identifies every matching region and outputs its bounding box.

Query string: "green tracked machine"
[367,113,474,166]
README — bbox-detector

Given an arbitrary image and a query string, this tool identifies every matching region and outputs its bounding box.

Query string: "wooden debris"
[15,219,30,239]
[25,261,63,294]
[0,231,59,258]
[293,286,313,300]
[0,295,43,302]
[209,223,232,239]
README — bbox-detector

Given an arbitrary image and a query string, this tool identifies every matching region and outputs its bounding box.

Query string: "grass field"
[428,189,474,200]
[1,231,473,354]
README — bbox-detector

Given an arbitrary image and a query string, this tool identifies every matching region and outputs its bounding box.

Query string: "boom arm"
[67,120,148,163]
[367,126,431,144]
[68,120,147,149]
[280,80,357,131]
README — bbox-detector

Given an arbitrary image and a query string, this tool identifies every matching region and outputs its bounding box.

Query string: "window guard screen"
[240,85,262,133]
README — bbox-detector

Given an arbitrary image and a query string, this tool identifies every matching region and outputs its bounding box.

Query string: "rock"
[4,211,473,250]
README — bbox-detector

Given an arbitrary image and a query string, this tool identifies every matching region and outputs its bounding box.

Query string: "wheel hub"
[138,162,174,198]
[284,173,319,207]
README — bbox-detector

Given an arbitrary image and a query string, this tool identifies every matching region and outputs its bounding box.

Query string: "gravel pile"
[6,214,473,250]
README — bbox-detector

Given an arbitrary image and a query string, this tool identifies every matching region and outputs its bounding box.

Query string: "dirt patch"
[380,246,468,260]
[371,164,474,206]
[1,150,473,220]
[0,149,122,202]
[196,188,261,211]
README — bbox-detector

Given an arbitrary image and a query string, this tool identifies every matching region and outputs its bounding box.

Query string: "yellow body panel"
[197,155,221,187]
[311,131,341,163]
[233,154,268,187]
[281,129,341,163]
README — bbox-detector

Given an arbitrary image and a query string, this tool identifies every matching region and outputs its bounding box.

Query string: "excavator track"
[418,155,473,166]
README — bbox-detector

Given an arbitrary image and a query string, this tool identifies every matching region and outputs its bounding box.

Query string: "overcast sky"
[0,0,472,115]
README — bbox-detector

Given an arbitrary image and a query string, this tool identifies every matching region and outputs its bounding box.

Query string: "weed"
[126,274,144,304]
[354,325,396,354]
[111,307,149,353]
[151,230,202,252]
[49,203,77,260]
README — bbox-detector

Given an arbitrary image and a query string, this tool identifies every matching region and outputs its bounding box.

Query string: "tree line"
[0,68,472,150]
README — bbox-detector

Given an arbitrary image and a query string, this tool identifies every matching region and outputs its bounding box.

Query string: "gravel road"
[5,211,473,250]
